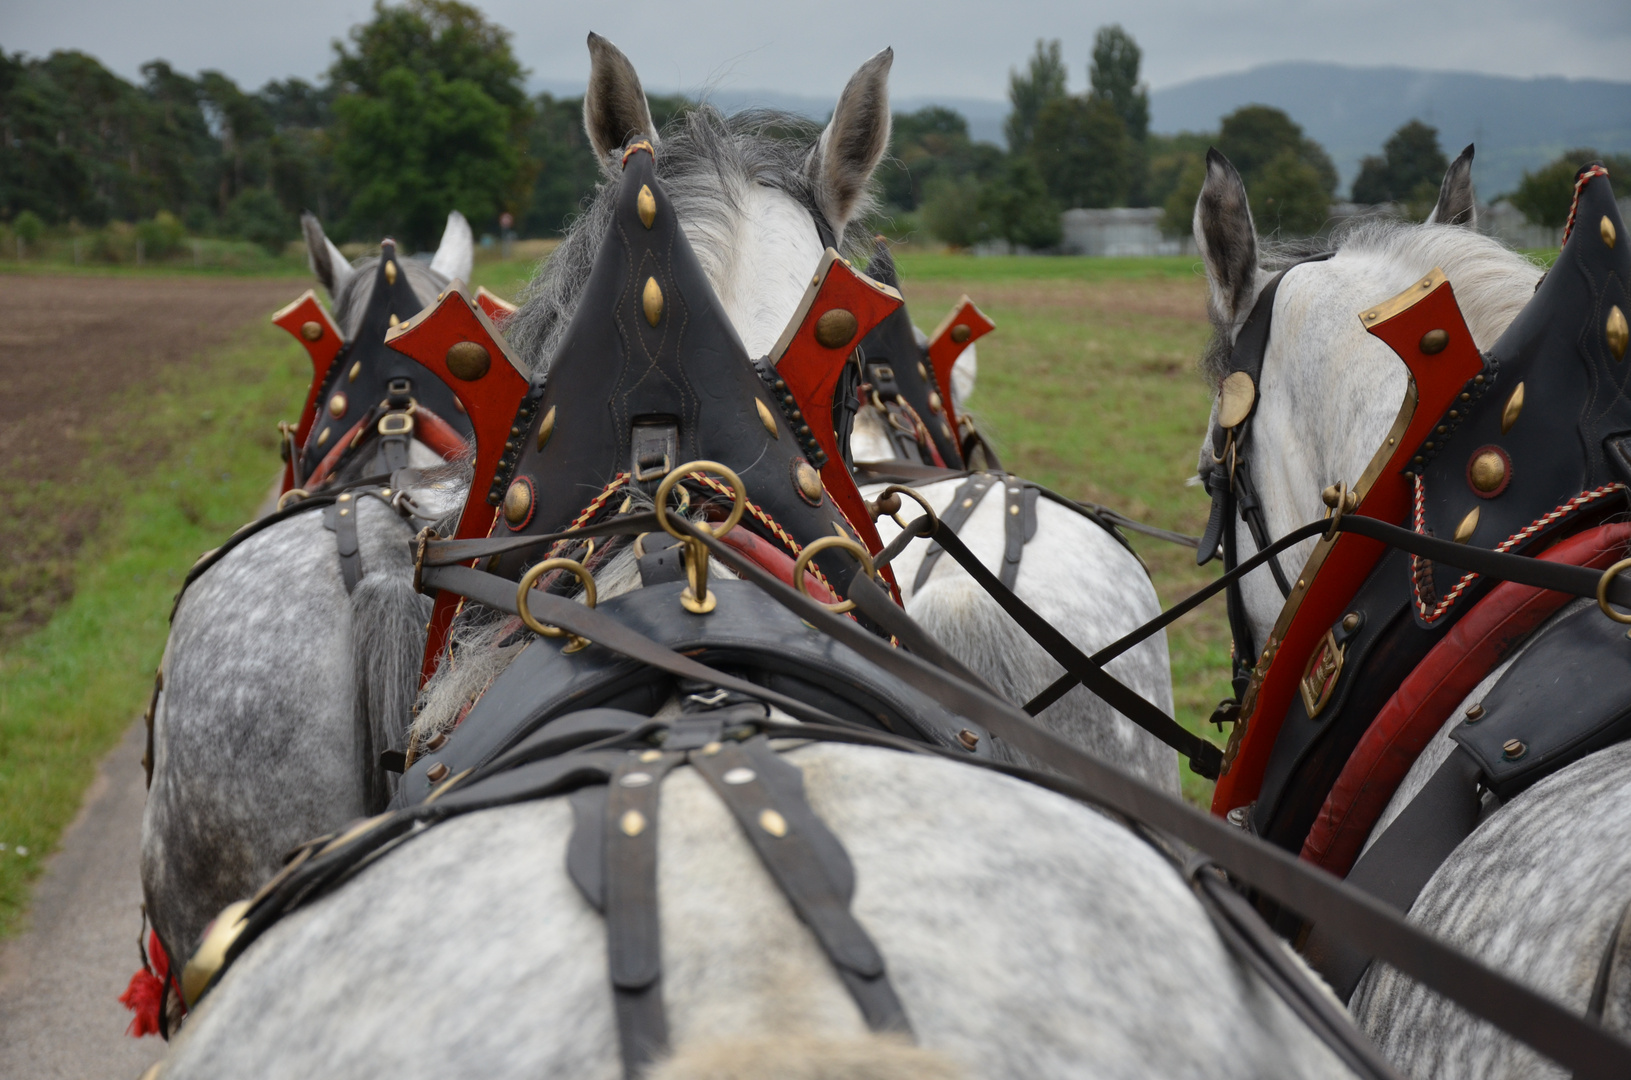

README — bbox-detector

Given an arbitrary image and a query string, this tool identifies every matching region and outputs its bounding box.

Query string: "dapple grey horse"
[1191,148,1631,1075]
[149,38,1358,1080]
[141,212,472,962]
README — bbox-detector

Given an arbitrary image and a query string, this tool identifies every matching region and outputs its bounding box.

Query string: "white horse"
[1191,148,1631,1074]
[149,40,1358,1079]
[141,213,472,966]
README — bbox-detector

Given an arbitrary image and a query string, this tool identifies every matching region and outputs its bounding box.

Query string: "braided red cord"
[1561,164,1610,248]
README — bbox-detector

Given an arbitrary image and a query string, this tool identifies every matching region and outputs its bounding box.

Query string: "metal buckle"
[378,411,414,437]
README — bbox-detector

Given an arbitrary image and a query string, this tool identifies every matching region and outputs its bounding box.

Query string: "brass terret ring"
[879,483,939,533]
[654,460,747,541]
[792,534,878,614]
[1596,558,1631,624]
[276,488,309,512]
[516,558,598,649]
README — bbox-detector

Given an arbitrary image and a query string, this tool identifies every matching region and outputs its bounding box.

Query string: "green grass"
[0,251,1228,941]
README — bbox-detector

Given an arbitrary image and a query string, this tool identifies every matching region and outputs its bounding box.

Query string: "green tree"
[1031,95,1129,208]
[1251,150,1330,236]
[920,174,986,248]
[1217,105,1337,194]
[1088,25,1148,143]
[226,189,292,253]
[329,0,531,245]
[1351,120,1447,213]
[1159,105,1337,237]
[1511,149,1631,228]
[1004,39,1068,155]
[979,157,1061,249]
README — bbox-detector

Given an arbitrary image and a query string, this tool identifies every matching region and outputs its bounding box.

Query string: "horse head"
[1191,144,1541,645]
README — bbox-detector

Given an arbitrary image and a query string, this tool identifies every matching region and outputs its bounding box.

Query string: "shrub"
[12,211,44,245]
[227,189,294,254]
[134,212,186,259]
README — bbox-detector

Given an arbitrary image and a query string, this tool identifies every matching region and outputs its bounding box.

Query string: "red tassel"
[119,931,170,1038]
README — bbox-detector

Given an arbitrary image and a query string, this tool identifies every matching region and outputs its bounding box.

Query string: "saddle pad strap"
[691,738,911,1035]
[323,492,364,594]
[1000,478,1039,591]
[604,750,684,1078]
[913,472,997,593]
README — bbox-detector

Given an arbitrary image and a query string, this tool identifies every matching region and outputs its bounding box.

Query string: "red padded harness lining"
[721,526,842,606]
[1301,522,1631,877]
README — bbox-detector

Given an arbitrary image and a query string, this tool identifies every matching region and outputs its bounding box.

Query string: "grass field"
[0,249,1229,939]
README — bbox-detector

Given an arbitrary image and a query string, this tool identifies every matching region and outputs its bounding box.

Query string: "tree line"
[2,4,1624,257]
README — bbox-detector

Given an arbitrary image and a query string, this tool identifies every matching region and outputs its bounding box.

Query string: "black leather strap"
[1304,748,1483,999]
[912,472,997,592]
[1588,896,1631,1023]
[691,738,910,1034]
[1000,476,1038,591]
[324,493,364,594]
[604,750,684,1077]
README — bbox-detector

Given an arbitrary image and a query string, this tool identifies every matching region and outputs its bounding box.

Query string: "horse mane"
[504,104,877,374]
[1201,222,1545,387]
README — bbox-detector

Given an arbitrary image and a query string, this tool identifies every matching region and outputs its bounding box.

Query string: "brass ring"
[276,488,309,512]
[792,534,878,614]
[516,558,598,645]
[654,460,747,541]
[880,483,939,533]
[1597,558,1631,624]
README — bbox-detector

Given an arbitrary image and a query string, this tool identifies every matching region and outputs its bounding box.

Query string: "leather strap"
[324,493,364,594]
[1304,748,1484,998]
[604,750,684,1077]
[1588,896,1631,1022]
[912,472,996,592]
[692,739,910,1034]
[1000,476,1038,591]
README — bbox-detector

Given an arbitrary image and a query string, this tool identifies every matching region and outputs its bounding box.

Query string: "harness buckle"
[378,411,415,437]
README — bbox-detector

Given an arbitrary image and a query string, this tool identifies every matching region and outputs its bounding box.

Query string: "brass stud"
[621,809,646,837]
[1009,504,1020,515]
[794,460,824,503]
[316,427,330,447]
[426,762,449,782]
[1465,704,1485,722]
[758,808,788,837]
[1603,215,1618,249]
[348,361,361,382]
[536,405,556,451]
[1501,382,1524,434]
[957,729,980,750]
[701,741,722,755]
[814,308,859,349]
[642,277,663,326]
[1217,371,1256,429]
[1502,739,1526,760]
[1296,578,1306,589]
[917,361,929,380]
[1469,450,1506,493]
[1608,306,1628,362]
[300,320,323,342]
[1342,613,1361,632]
[384,260,397,285]
[951,323,972,344]
[328,392,348,418]
[1453,506,1480,543]
[1420,328,1449,354]
[503,479,532,525]
[928,391,944,413]
[389,313,399,328]
[445,340,491,381]
[637,184,657,228]
[756,398,780,438]
[639,749,662,763]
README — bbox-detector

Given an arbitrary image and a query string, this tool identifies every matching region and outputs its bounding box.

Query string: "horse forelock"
[505,105,878,374]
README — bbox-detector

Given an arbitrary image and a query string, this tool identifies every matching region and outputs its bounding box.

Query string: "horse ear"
[301,211,354,299]
[1194,148,1261,329]
[807,48,894,237]
[429,211,474,285]
[583,33,658,174]
[1426,144,1477,228]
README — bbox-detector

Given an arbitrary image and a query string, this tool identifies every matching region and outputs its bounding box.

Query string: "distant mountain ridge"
[531,62,1631,199]
[1149,62,1631,198]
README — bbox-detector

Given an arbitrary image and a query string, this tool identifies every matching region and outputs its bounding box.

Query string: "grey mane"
[504,105,877,373]
[1198,219,1543,387]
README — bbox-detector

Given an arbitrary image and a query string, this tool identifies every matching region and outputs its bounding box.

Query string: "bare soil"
[0,274,297,643]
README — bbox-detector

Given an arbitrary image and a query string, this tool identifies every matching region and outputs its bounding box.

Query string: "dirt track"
[0,274,297,641]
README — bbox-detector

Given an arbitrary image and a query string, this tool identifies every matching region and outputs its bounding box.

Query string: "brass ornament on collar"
[1501,382,1525,434]
[328,392,348,417]
[384,259,398,285]
[1453,506,1480,543]
[1217,371,1256,429]
[814,308,859,349]
[642,277,664,326]
[300,320,323,342]
[503,477,533,526]
[536,405,557,450]
[1468,447,1509,495]
[445,340,491,381]
[793,459,824,504]
[637,185,657,229]
[950,323,972,344]
[1419,328,1449,354]
[1603,215,1618,249]
[349,360,362,382]
[756,398,780,438]
[1608,305,1628,362]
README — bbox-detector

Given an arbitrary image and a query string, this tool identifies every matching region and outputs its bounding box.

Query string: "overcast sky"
[3,0,1628,103]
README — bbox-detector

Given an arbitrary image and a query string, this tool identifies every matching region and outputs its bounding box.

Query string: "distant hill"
[1150,62,1631,198]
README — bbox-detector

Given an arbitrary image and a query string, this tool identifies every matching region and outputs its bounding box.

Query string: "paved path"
[0,720,165,1078]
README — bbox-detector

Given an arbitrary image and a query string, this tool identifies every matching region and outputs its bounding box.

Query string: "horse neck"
[1236,229,1542,643]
